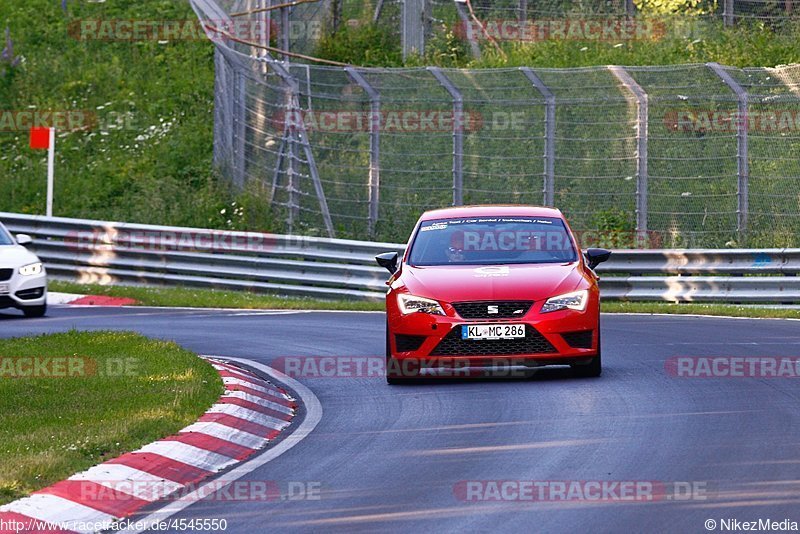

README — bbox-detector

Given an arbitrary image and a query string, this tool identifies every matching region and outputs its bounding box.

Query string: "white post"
[46,127,55,218]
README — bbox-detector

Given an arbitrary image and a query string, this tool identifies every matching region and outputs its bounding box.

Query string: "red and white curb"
[0,358,299,533]
[48,292,138,307]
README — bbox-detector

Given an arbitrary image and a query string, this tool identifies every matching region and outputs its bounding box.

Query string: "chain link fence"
[194,0,800,247]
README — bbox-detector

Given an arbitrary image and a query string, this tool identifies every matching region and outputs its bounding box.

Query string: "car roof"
[419,205,564,221]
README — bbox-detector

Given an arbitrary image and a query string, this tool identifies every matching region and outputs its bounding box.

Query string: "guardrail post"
[609,66,648,233]
[346,67,381,239]
[520,67,555,207]
[707,62,749,234]
[264,55,335,237]
[428,67,464,206]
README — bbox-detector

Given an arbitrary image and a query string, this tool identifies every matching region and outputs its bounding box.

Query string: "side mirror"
[15,234,32,246]
[375,251,399,275]
[584,248,611,270]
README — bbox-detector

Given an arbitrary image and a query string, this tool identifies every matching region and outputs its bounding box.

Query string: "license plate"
[0,284,8,295]
[461,324,526,340]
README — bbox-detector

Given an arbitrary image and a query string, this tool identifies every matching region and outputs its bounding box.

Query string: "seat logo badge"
[474,266,510,278]
[487,305,499,314]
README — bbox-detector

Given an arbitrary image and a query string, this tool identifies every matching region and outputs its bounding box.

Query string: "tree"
[634,0,716,14]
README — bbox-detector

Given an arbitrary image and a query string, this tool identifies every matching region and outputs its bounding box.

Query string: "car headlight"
[19,262,43,276]
[540,290,588,313]
[397,294,445,316]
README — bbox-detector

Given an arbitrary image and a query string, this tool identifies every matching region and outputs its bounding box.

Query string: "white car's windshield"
[408,216,577,266]
[0,225,13,246]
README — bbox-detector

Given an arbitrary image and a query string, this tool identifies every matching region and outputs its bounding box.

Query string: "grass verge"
[601,301,800,319]
[49,280,385,311]
[0,331,223,505]
[50,280,800,319]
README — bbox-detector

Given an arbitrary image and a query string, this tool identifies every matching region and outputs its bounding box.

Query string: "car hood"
[0,244,40,268]
[398,262,585,303]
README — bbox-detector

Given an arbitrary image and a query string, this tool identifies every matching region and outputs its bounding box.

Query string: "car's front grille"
[430,325,556,356]
[0,269,12,282]
[0,296,14,308]
[452,301,533,319]
[395,334,426,352]
[562,330,594,349]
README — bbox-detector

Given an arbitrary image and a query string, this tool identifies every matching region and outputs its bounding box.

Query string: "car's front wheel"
[571,328,601,378]
[22,303,47,318]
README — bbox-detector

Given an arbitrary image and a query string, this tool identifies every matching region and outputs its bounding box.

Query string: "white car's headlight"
[19,262,43,276]
[397,294,445,316]
[540,290,588,313]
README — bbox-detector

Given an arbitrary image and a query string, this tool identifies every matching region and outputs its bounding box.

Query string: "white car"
[0,222,47,317]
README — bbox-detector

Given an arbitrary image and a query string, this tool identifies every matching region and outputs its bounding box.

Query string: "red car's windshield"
[408,216,577,266]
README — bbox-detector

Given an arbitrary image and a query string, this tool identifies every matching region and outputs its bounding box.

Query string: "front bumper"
[0,268,47,310]
[387,298,599,366]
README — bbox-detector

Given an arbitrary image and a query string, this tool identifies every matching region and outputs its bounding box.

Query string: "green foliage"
[408,23,471,68]
[0,0,257,230]
[590,208,636,248]
[315,22,403,66]
[634,0,716,15]
[462,19,800,69]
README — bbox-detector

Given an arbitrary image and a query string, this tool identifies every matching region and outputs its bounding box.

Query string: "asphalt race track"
[2,306,800,533]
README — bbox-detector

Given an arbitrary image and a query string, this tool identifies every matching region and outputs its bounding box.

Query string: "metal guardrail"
[2,212,799,303]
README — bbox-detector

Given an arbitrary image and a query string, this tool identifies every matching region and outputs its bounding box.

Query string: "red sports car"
[376,205,610,384]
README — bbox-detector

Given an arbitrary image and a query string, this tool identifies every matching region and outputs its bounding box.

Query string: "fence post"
[609,66,648,233]
[723,0,734,26]
[428,67,464,206]
[518,0,527,22]
[373,0,385,23]
[402,0,426,60]
[453,0,481,59]
[232,70,247,189]
[707,62,749,234]
[625,0,636,17]
[213,47,228,172]
[520,67,555,207]
[264,55,336,237]
[346,67,381,239]
[281,4,290,59]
